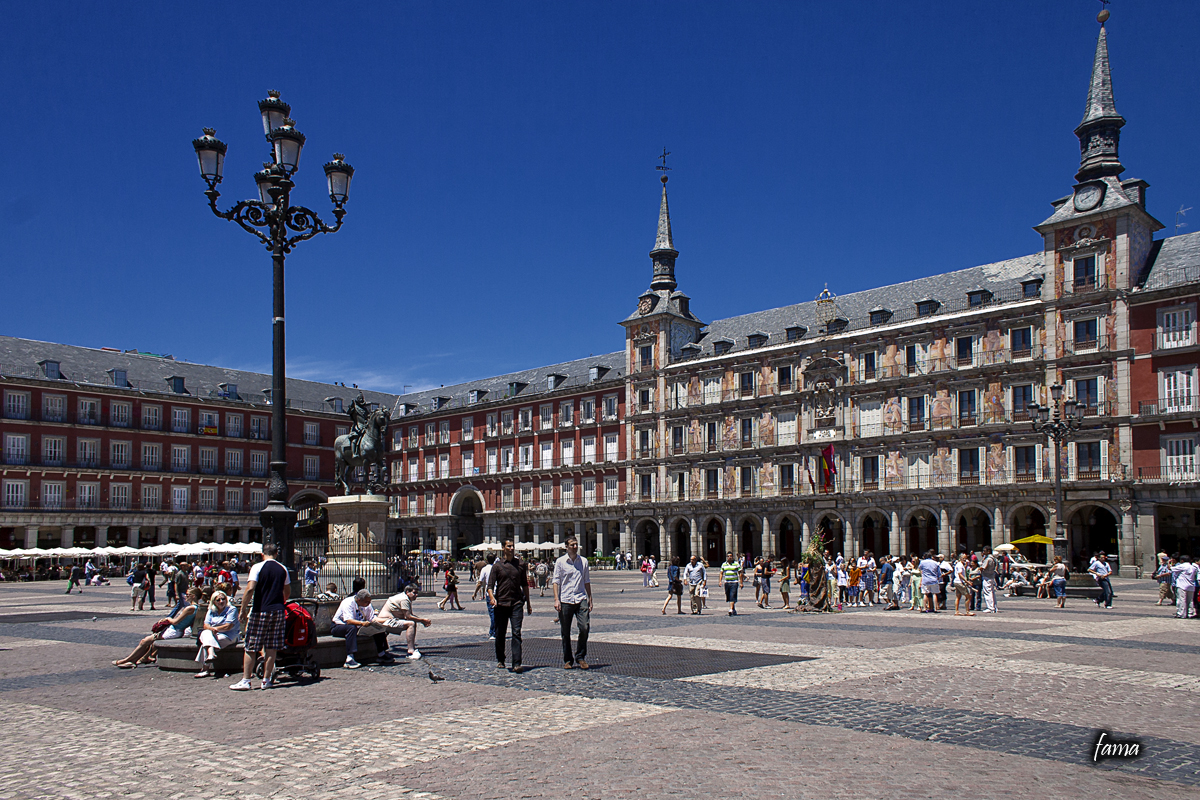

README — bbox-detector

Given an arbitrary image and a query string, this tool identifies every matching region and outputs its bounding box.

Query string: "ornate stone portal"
[321,494,392,596]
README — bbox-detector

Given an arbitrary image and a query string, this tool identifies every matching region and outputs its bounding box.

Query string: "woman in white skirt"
[194,591,240,678]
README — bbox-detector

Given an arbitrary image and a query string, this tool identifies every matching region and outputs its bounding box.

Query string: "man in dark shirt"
[487,539,532,673]
[130,563,149,611]
[232,543,290,690]
[879,555,897,609]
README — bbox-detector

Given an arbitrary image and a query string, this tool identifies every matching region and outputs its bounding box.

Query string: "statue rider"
[347,392,372,458]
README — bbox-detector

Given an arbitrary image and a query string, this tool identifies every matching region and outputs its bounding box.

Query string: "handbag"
[698,587,709,598]
[150,619,170,634]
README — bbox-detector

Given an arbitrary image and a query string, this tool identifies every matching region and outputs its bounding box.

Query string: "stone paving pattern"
[0,573,1197,799]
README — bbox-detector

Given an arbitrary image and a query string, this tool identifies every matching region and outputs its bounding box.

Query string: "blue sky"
[1,1,1197,394]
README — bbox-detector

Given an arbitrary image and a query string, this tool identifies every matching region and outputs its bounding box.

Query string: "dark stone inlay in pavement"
[424,638,812,679]
[0,623,143,650]
[0,668,120,693]
[417,655,1200,788]
[0,610,132,625]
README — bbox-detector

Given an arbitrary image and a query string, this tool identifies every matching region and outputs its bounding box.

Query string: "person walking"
[720,552,740,615]
[535,559,550,597]
[1088,551,1114,609]
[231,543,290,691]
[879,555,897,610]
[918,551,941,613]
[1047,556,1069,609]
[683,555,707,615]
[438,566,464,610]
[1171,555,1199,619]
[778,558,792,610]
[661,556,684,615]
[487,539,532,673]
[553,537,592,670]
[1155,554,1174,606]
[479,553,497,640]
[65,563,84,594]
[758,558,775,609]
[978,546,999,613]
[952,553,975,616]
[303,560,320,599]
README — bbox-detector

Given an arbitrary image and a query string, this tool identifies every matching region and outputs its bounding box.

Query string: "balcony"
[1139,398,1194,416]
[1137,466,1199,483]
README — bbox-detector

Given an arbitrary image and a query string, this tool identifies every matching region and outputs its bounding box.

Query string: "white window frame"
[3,390,30,420]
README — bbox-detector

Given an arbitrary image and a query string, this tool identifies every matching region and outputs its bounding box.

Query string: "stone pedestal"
[322,495,391,597]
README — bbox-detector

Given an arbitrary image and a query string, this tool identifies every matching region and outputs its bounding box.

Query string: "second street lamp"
[1028,383,1085,562]
[192,91,354,582]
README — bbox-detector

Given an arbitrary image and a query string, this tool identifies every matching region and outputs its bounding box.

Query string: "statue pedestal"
[321,495,392,597]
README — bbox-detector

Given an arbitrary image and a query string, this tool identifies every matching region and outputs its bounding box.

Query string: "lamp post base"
[1052,536,1068,563]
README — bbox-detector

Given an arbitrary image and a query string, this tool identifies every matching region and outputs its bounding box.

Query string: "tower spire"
[649,174,678,291]
[1074,10,1125,182]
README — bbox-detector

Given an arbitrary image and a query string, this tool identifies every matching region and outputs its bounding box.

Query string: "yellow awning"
[1009,534,1055,545]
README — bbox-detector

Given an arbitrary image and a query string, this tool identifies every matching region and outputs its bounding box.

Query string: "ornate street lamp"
[1028,383,1085,561]
[192,91,354,581]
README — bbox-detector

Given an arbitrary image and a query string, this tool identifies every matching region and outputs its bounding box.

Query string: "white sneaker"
[488,636,496,640]
[261,678,275,690]
[408,649,422,661]
[229,678,253,691]
[345,656,362,669]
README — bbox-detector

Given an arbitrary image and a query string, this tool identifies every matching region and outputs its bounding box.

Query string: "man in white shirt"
[553,537,593,670]
[478,554,496,640]
[374,583,430,659]
[978,546,999,613]
[683,555,707,615]
[1088,551,1114,609]
[953,553,975,616]
[1170,555,1198,619]
[331,589,393,669]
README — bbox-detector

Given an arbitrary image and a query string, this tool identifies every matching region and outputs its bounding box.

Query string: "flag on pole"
[806,458,816,492]
[820,444,836,493]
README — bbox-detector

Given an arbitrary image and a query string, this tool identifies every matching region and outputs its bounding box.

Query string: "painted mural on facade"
[983,381,1005,425]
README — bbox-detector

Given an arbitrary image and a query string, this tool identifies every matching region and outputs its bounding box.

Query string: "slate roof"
[1137,231,1200,291]
[391,351,626,418]
[0,335,399,414]
[684,252,1045,359]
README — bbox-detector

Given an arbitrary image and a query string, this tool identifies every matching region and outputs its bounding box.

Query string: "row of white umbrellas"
[0,542,263,559]
[465,541,564,552]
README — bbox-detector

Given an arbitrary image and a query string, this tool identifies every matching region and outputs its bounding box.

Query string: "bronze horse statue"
[333,405,391,494]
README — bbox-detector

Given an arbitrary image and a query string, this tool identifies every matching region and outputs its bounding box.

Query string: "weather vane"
[656,147,671,172]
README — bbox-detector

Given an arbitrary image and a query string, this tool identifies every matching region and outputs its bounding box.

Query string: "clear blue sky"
[2,1,1196,394]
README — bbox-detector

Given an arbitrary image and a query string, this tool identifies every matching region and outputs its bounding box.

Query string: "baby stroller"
[255,598,321,681]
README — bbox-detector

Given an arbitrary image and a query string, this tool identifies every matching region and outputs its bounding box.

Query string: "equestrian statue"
[333,393,391,494]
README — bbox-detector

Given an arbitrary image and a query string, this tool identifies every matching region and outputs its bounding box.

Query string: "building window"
[603,395,618,420]
[247,488,265,511]
[739,372,755,398]
[917,300,939,317]
[518,408,532,432]
[250,451,267,477]
[636,388,650,413]
[410,457,421,481]
[2,480,28,508]
[198,487,217,512]
[500,446,514,473]
[171,445,190,472]
[501,411,513,435]
[77,438,100,468]
[907,396,926,429]
[639,473,653,501]
[955,336,974,368]
[1073,255,1097,290]
[779,463,795,495]
[521,482,533,508]
[540,405,553,429]
[199,410,218,435]
[560,401,574,427]
[861,456,879,490]
[43,436,64,466]
[304,455,320,480]
[251,416,268,440]
[740,465,755,497]
[957,389,976,425]
[967,290,989,307]
[462,417,474,441]
[485,414,497,437]
[861,352,876,380]
[637,429,651,458]
[139,404,160,430]
[1023,280,1042,298]
[3,391,30,420]
[1162,369,1193,413]
[1073,318,1099,352]
[112,483,132,510]
[561,479,575,507]
[110,401,132,427]
[778,365,793,392]
[705,468,720,499]
[1010,327,1032,358]
[226,449,243,475]
[1075,377,1100,414]
[425,423,436,446]
[77,398,99,425]
[705,420,719,451]
[41,361,60,379]
[582,398,596,422]
[226,414,243,437]
[671,425,684,455]
[740,417,754,446]
[958,448,980,485]
[1165,436,1197,479]
[172,486,189,513]
[3,434,29,466]
[1160,306,1195,349]
[304,421,320,445]
[778,411,797,446]
[640,345,654,370]
[462,450,475,476]
[225,487,242,512]
[714,341,732,355]
[1077,441,1102,480]
[110,441,131,469]
[76,482,99,509]
[1012,384,1034,419]
[141,443,161,471]
[198,447,217,474]
[172,407,190,433]
[43,395,66,422]
[604,476,619,505]
[786,326,806,342]
[425,454,436,479]
[1014,445,1037,483]
[142,484,161,511]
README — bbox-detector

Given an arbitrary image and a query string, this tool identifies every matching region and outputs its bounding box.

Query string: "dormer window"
[166,376,186,394]
[588,365,609,382]
[1022,279,1043,298]
[109,368,128,387]
[434,396,450,410]
[825,318,848,333]
[916,299,940,317]
[398,403,417,416]
[747,333,768,349]
[869,308,892,326]
[218,382,238,399]
[326,397,344,413]
[262,388,273,405]
[468,389,486,404]
[713,339,733,355]
[785,326,807,342]
[39,360,61,379]
[967,290,992,307]
[680,343,702,357]
[547,374,566,391]
[507,381,526,397]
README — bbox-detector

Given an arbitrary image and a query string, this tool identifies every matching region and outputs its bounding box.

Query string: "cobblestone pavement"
[0,573,1197,799]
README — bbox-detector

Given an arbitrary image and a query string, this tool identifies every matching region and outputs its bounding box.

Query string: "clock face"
[1073,183,1104,212]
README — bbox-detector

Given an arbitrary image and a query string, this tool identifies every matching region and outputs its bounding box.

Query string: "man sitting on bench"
[372,583,430,661]
[331,589,395,669]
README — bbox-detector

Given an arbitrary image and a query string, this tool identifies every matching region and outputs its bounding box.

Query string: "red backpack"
[283,602,314,649]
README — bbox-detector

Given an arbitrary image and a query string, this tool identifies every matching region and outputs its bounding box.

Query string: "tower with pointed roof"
[622,174,705,374]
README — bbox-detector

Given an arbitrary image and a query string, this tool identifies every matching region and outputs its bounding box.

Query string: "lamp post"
[1028,383,1085,561]
[192,91,354,579]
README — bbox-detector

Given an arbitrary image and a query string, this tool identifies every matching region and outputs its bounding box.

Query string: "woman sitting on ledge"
[113,587,201,668]
[194,590,240,678]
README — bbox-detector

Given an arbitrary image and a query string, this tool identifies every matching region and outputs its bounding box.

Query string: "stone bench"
[153,633,382,674]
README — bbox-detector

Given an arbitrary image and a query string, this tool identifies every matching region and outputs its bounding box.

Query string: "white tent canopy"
[0,542,262,559]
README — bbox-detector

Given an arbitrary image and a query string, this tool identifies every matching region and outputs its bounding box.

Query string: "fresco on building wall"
[687,376,701,406]
[1038,326,1047,360]
[983,382,1005,425]
[884,451,904,488]
[928,332,949,372]
[881,342,900,378]
[1043,443,1069,480]
[1130,219,1152,279]
[759,411,776,446]
[883,396,903,434]
[722,369,736,402]
[930,388,953,428]
[759,460,774,494]
[985,438,1006,484]
[1055,313,1066,358]
[689,467,702,498]
[723,465,737,496]
[1107,301,1119,351]
[980,327,1005,366]
[760,360,775,396]
[689,419,703,450]
[722,416,738,450]
[931,446,953,487]
[1106,373,1118,414]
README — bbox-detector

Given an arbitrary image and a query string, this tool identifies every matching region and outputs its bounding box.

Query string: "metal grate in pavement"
[423,637,811,679]
[0,611,132,625]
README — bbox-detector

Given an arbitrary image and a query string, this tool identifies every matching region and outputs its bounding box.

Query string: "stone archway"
[635,518,660,559]
[777,516,799,561]
[448,486,485,551]
[1008,505,1047,563]
[739,517,760,559]
[954,507,992,553]
[704,518,724,564]
[905,508,939,557]
[1068,505,1119,571]
[860,510,890,558]
[814,514,845,558]
[671,518,692,561]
